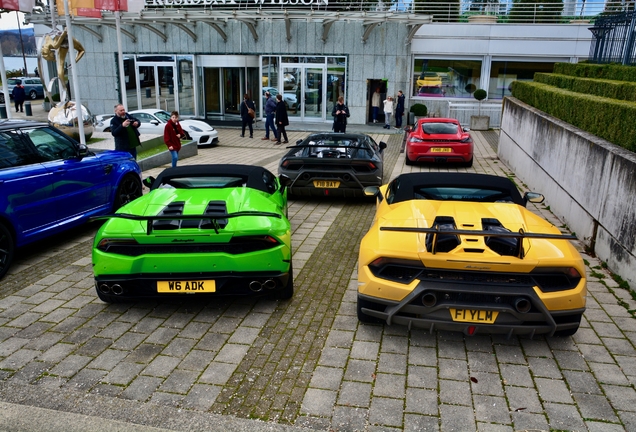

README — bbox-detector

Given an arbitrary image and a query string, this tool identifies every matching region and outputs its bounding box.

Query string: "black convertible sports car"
[278,132,387,198]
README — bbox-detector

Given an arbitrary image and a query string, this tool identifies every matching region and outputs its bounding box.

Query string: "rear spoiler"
[380,226,577,259]
[91,211,282,235]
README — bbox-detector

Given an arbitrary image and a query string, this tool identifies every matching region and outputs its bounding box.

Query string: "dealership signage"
[145,0,327,5]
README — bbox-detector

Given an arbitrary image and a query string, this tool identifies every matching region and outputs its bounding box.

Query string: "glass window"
[177,56,194,116]
[262,56,279,111]
[489,61,555,99]
[27,127,77,161]
[412,59,482,99]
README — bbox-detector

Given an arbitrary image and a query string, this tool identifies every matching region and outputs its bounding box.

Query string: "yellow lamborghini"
[358,173,586,337]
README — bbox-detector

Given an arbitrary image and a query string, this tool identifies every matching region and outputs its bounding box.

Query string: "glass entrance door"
[138,63,177,112]
[283,65,326,121]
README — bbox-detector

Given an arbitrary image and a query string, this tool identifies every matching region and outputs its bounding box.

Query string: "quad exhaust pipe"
[249,279,277,292]
[422,292,437,307]
[98,283,124,295]
[514,297,531,313]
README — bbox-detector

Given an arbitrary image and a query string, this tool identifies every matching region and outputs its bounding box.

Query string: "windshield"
[414,186,514,203]
[161,175,247,189]
[289,137,373,159]
[421,122,458,135]
[154,111,171,122]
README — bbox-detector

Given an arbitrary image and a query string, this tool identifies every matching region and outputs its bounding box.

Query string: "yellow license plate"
[157,280,216,293]
[313,180,340,188]
[430,147,452,153]
[450,308,498,324]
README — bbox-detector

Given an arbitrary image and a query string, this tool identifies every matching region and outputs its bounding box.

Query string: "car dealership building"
[28,1,595,126]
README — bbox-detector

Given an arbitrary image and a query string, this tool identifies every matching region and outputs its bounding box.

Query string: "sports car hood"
[372,200,581,271]
[101,187,287,239]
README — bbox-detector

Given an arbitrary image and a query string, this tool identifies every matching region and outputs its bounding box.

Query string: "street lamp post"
[16,11,28,76]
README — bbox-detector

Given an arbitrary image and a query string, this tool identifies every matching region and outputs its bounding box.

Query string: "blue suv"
[0,120,142,279]
[0,77,45,103]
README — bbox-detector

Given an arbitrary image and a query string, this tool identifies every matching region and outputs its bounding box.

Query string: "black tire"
[113,174,142,211]
[29,90,37,100]
[104,127,111,133]
[0,94,4,104]
[463,157,474,168]
[0,223,15,280]
[276,263,294,300]
[405,155,414,166]
[357,296,384,324]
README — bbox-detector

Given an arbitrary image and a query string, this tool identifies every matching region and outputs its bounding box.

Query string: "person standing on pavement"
[110,103,142,159]
[395,90,405,129]
[383,96,394,129]
[332,96,350,133]
[240,93,255,139]
[371,87,381,123]
[262,91,278,142]
[163,111,184,168]
[275,94,289,144]
[12,83,26,113]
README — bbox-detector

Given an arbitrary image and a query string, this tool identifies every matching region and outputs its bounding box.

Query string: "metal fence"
[142,0,609,23]
[448,101,502,128]
[588,11,636,65]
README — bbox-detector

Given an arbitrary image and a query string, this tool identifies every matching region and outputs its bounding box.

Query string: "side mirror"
[364,186,380,197]
[278,174,292,189]
[295,139,303,145]
[379,141,387,151]
[523,192,545,206]
[463,127,470,133]
[143,176,156,189]
[77,143,89,158]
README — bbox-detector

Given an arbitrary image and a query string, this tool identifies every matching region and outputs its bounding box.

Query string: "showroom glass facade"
[412,57,556,100]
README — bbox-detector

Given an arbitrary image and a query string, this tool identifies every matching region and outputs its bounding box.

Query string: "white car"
[262,87,297,111]
[94,109,219,147]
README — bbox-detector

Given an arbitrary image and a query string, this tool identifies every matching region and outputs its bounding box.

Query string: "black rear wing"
[91,211,282,235]
[380,226,577,259]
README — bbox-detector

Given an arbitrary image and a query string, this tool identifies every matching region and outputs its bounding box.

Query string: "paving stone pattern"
[1,127,636,431]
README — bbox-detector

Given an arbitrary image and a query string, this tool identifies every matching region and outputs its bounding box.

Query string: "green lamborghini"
[91,164,293,303]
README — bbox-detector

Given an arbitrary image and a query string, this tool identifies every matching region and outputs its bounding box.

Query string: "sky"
[0,11,30,31]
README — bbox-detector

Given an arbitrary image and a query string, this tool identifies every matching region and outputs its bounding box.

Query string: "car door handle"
[104,164,113,175]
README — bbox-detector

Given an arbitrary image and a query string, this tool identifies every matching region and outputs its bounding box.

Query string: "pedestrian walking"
[163,110,184,168]
[332,96,350,133]
[395,90,405,129]
[12,83,26,113]
[383,96,394,129]
[110,103,142,159]
[240,93,255,138]
[275,94,289,144]
[371,87,381,123]
[262,91,278,141]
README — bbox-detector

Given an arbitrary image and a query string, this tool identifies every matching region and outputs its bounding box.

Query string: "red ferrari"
[405,117,474,167]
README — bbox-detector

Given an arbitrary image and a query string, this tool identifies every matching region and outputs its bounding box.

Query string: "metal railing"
[143,0,610,23]
[588,11,636,65]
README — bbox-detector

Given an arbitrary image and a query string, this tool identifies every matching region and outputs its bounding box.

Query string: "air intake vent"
[153,201,228,231]
[426,216,460,253]
[482,218,519,256]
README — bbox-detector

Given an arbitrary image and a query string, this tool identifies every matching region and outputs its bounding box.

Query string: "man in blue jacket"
[110,104,141,159]
[262,91,278,142]
[12,83,26,113]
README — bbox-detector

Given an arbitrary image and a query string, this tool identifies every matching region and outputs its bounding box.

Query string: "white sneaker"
[373,120,378,123]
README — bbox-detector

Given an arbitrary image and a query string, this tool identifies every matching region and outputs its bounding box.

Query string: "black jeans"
[241,120,253,137]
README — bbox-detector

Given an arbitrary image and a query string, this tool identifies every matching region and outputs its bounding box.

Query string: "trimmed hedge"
[534,73,636,103]
[511,80,636,152]
[554,63,636,82]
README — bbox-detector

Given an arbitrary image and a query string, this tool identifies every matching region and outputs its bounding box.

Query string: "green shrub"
[554,63,636,82]
[534,73,636,103]
[473,89,487,101]
[410,103,428,116]
[511,81,636,152]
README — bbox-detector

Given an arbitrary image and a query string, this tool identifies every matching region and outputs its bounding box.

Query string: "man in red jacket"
[164,111,185,167]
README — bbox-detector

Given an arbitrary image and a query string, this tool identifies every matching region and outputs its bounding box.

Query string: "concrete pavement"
[1,122,636,431]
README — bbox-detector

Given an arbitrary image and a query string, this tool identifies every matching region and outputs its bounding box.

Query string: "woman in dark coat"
[395,90,405,129]
[275,94,289,144]
[240,93,255,138]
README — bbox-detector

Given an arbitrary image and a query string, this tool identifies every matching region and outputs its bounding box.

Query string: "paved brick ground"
[1,127,636,431]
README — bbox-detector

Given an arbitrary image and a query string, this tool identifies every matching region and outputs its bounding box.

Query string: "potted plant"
[409,103,427,125]
[470,89,489,131]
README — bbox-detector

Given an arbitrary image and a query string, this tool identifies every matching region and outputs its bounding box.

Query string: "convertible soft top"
[391,172,524,206]
[150,164,277,194]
